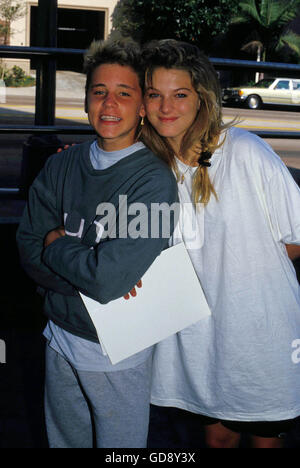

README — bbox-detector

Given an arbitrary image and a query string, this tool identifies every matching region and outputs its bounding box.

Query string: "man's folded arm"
[16,169,77,297]
[43,175,179,304]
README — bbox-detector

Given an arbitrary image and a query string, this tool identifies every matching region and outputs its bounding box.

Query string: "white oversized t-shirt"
[151,127,300,421]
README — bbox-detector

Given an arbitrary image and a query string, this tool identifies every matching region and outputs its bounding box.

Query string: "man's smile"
[100,115,122,122]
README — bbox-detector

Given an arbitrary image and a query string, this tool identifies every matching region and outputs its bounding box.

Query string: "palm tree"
[232,0,300,63]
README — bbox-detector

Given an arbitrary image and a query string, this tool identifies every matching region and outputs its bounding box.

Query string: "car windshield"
[252,79,274,88]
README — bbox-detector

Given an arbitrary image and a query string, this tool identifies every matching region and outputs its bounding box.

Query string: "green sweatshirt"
[17,141,179,342]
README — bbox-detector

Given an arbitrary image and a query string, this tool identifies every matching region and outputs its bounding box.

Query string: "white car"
[222,78,300,109]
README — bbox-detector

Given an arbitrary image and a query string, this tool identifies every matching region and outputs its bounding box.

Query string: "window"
[275,80,290,90]
[30,6,106,72]
[292,81,300,90]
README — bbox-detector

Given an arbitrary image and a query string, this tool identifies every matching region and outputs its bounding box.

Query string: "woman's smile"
[145,67,200,151]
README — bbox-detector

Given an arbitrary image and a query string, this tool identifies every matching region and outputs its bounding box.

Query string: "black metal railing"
[211,56,300,73]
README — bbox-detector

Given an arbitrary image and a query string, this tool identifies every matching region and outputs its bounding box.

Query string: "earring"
[136,117,145,142]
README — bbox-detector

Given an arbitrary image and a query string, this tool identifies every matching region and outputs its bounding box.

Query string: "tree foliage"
[0,0,25,45]
[231,0,300,61]
[111,0,239,51]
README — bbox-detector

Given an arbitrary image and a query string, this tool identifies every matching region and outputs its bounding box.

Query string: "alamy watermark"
[0,339,6,364]
[291,339,300,365]
[64,197,204,250]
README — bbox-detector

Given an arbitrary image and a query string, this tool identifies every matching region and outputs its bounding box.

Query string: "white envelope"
[80,243,211,364]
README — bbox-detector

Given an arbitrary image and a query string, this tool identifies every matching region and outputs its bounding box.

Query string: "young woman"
[141,39,300,449]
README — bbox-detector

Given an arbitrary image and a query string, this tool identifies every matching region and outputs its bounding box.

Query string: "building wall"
[4,0,119,72]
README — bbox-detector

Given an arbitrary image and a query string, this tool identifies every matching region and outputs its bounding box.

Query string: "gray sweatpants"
[44,345,152,448]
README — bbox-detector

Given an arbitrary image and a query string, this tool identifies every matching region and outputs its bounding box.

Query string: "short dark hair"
[84,38,145,97]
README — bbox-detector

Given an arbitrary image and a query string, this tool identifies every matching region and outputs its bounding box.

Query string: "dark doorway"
[30,6,106,71]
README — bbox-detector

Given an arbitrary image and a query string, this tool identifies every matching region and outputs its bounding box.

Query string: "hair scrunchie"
[198,151,212,168]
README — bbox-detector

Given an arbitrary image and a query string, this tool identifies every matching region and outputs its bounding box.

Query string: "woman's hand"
[124,280,143,300]
[57,144,76,153]
[44,227,66,248]
[286,244,300,261]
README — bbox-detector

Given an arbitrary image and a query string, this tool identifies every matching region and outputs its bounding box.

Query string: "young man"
[16,40,178,448]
